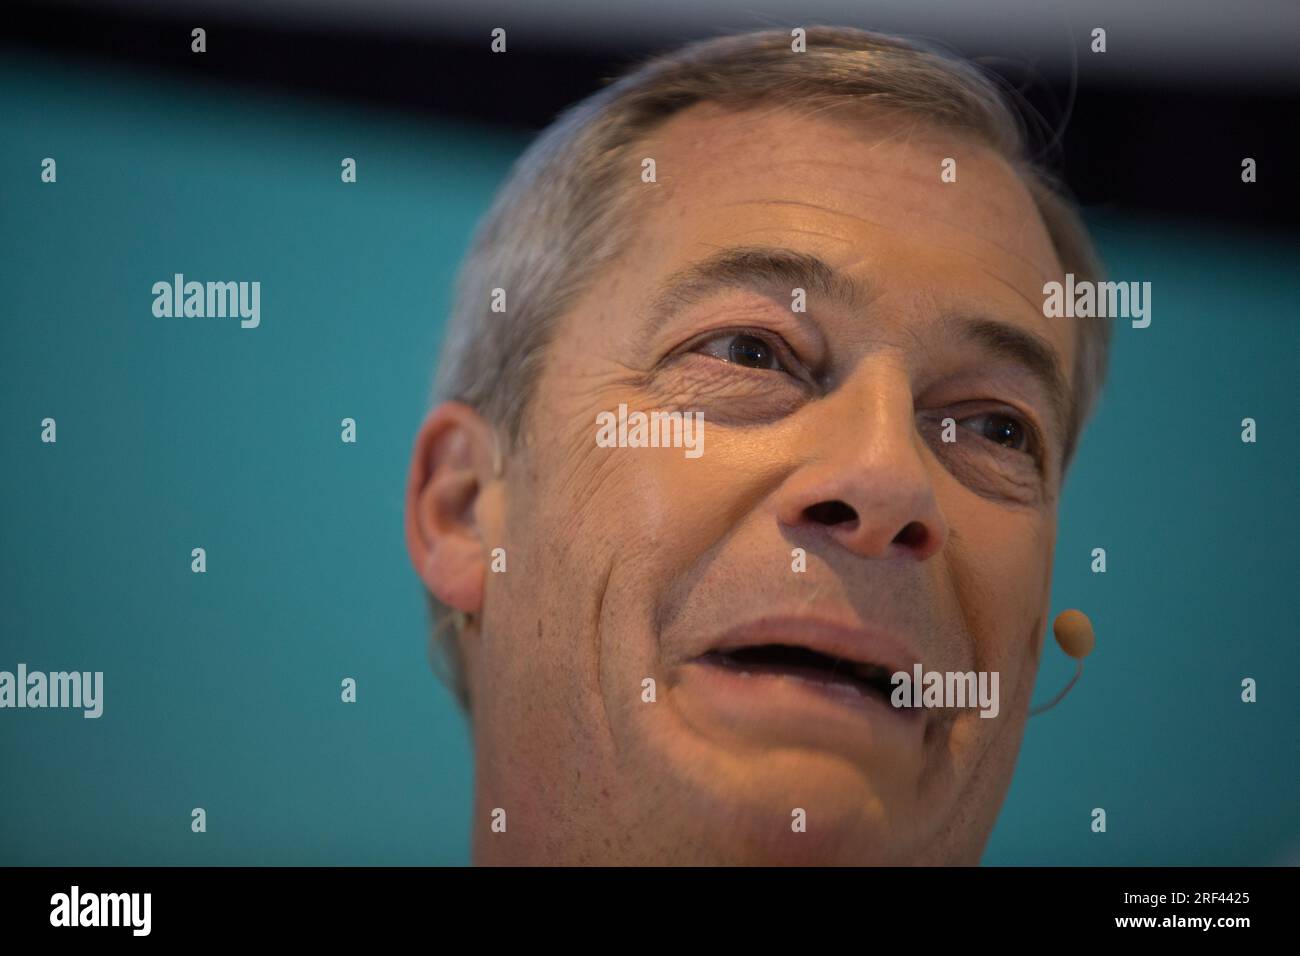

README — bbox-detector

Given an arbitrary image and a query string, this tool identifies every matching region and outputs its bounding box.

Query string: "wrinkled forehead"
[631,101,1063,289]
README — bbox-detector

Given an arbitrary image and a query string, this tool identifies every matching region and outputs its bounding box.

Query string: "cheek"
[473,410,752,769]
[484,413,705,682]
[946,492,1055,672]
[529,384,782,576]
[503,409,781,667]
[928,496,1054,810]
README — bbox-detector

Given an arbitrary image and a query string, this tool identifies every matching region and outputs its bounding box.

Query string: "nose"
[775,366,948,562]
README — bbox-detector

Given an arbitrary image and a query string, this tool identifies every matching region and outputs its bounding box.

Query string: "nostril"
[893,520,928,550]
[804,500,858,526]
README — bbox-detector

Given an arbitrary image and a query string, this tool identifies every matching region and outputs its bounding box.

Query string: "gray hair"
[426,26,1112,714]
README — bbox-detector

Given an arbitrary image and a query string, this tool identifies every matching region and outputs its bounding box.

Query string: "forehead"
[638,102,1060,278]
[605,101,1073,364]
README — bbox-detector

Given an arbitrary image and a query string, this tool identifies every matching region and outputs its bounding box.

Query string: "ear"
[404,401,501,615]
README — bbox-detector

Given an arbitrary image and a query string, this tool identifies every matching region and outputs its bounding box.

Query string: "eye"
[960,411,1036,455]
[692,331,789,372]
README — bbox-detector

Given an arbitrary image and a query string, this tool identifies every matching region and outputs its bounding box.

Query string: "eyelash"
[687,327,803,376]
[687,328,1045,464]
[958,410,1042,462]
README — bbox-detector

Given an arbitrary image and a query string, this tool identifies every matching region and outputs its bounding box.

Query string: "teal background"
[2,51,1296,866]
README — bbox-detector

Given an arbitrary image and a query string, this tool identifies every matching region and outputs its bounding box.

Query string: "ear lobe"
[405,402,498,615]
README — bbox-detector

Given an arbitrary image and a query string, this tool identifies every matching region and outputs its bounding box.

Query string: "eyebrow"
[644,246,873,328]
[642,244,1071,445]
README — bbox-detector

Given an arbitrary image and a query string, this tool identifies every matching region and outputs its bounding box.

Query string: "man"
[405,26,1111,864]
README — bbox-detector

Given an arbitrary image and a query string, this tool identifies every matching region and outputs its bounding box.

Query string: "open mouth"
[697,644,897,705]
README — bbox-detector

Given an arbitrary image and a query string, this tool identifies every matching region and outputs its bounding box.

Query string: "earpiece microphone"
[1029,609,1095,717]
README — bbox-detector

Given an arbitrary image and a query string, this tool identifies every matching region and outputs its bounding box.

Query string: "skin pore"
[406,102,1077,864]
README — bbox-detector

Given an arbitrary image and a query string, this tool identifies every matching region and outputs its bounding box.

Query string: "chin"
[679,747,924,865]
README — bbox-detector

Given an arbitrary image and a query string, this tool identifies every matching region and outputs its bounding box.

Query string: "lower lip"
[673,656,925,757]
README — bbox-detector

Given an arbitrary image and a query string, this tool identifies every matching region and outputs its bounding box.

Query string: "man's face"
[457,104,1075,864]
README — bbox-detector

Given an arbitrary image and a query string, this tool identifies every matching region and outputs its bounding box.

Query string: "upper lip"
[697,614,921,677]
